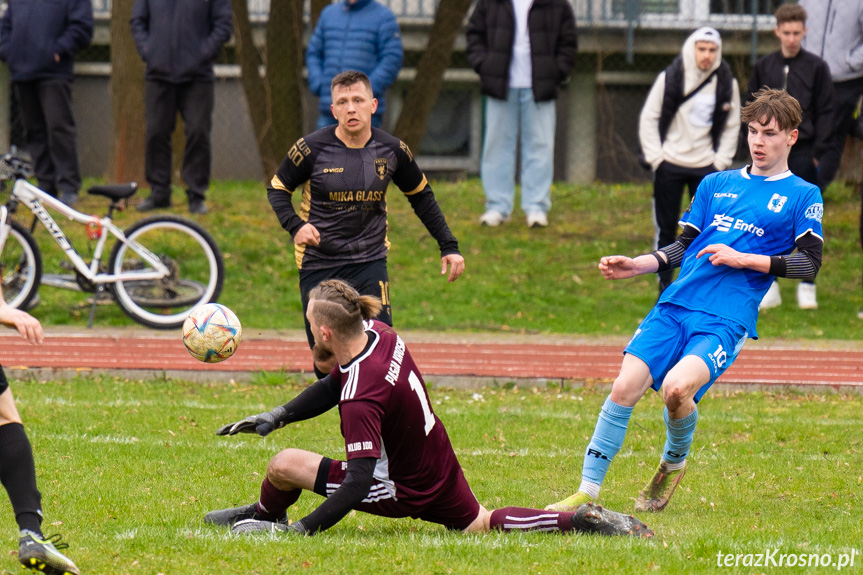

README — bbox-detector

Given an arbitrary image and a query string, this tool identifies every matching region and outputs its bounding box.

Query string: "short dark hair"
[331,71,373,96]
[775,3,806,25]
[742,88,802,132]
[308,279,382,338]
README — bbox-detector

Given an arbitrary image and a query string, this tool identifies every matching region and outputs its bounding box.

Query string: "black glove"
[216,406,287,437]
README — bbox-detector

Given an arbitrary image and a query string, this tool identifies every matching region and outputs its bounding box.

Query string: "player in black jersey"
[267,71,465,378]
[205,279,653,539]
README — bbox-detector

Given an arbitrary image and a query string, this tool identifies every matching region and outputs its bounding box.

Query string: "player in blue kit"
[547,88,824,514]
[204,280,653,539]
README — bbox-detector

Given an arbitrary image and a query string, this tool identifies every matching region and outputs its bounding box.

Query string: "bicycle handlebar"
[0,147,34,182]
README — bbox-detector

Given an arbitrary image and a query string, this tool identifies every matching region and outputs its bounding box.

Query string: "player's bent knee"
[662,381,694,412]
[267,448,322,491]
[609,378,647,407]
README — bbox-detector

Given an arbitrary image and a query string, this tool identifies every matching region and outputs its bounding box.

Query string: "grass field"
[3,175,861,573]
[1,375,860,574]
[19,176,863,340]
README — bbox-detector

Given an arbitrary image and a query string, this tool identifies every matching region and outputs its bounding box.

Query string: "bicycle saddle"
[87,183,138,201]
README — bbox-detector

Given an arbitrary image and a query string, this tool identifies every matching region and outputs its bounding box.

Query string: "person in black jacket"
[748,4,834,189]
[130,0,233,215]
[748,3,834,311]
[466,0,577,228]
[0,0,93,207]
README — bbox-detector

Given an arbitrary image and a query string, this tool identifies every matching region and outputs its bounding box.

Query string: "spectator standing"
[130,0,234,215]
[749,3,834,310]
[306,0,403,130]
[466,0,578,228]
[799,0,863,320]
[798,0,863,193]
[0,0,93,207]
[639,27,741,294]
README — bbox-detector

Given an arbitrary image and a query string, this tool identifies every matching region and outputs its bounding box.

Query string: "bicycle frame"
[2,178,171,285]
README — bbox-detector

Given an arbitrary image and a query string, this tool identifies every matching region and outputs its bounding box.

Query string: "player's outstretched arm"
[441,253,465,282]
[695,244,770,273]
[216,406,288,436]
[598,254,658,280]
[216,375,341,436]
[0,298,43,345]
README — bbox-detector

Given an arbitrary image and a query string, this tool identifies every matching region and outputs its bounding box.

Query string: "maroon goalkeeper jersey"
[336,320,464,506]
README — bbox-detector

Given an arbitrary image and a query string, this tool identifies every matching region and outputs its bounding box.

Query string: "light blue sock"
[662,406,698,464]
[582,396,633,485]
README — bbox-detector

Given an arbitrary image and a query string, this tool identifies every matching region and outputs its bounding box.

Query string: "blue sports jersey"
[660,167,824,339]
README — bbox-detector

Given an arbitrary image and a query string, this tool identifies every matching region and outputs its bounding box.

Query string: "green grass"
[1,375,860,574]
[16,177,863,339]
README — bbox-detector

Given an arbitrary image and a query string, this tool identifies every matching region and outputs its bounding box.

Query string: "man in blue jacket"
[306,0,403,130]
[0,0,93,207]
[130,0,233,215]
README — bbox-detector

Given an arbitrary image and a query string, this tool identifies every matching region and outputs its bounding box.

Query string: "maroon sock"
[256,477,301,521]
[489,507,576,533]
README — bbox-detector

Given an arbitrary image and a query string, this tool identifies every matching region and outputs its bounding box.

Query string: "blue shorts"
[624,303,748,403]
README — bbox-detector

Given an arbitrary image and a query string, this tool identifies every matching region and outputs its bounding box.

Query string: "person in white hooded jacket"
[639,27,741,295]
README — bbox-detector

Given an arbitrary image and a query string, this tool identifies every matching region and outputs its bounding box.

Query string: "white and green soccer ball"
[182,303,242,363]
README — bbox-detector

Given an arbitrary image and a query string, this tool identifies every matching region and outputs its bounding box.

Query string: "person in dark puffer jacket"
[130,0,233,215]
[466,0,578,229]
[0,0,93,207]
[306,0,403,130]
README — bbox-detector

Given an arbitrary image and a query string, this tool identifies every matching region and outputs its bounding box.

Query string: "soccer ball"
[182,303,242,363]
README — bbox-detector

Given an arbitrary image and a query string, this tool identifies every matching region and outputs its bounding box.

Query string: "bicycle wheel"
[109,215,224,329]
[0,220,41,310]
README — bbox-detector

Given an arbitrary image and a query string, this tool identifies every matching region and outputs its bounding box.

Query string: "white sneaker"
[759,281,781,310]
[526,212,548,228]
[858,310,863,320]
[796,282,818,309]
[479,210,509,227]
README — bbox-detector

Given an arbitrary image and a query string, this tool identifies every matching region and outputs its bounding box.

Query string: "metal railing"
[92,0,783,27]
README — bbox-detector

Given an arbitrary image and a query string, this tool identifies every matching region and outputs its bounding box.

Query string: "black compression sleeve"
[657,225,700,269]
[267,187,306,237]
[768,232,823,280]
[299,457,376,534]
[281,374,341,425]
[406,187,460,256]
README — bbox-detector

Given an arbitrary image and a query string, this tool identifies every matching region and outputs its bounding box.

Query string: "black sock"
[0,423,43,535]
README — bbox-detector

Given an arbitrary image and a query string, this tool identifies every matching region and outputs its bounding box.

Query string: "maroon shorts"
[315,458,481,531]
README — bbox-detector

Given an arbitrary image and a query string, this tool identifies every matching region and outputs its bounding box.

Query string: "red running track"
[1,331,861,390]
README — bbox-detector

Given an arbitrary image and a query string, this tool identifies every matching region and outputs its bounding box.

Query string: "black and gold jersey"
[267,126,459,270]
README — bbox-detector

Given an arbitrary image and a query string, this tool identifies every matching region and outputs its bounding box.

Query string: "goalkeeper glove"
[216,406,288,437]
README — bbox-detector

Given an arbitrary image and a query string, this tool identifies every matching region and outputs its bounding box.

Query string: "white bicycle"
[0,149,224,329]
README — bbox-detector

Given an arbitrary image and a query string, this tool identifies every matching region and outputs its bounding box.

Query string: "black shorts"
[314,457,481,531]
[0,365,8,395]
[299,259,392,349]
